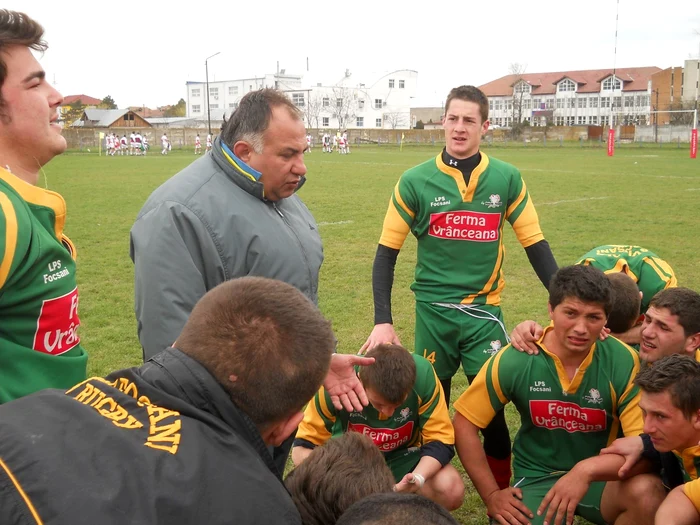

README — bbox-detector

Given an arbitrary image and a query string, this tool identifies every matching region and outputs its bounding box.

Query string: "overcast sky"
[12,0,700,109]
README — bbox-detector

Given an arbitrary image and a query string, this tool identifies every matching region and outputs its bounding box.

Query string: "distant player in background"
[120,134,127,155]
[343,130,350,153]
[195,134,201,154]
[305,133,312,152]
[129,131,136,155]
[206,133,212,152]
[161,133,169,155]
[134,132,143,155]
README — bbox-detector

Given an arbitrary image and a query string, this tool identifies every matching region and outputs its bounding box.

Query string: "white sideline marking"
[687,188,700,192]
[538,196,609,206]
[317,220,354,226]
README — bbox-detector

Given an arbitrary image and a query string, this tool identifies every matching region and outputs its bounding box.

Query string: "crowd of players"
[103,131,150,156]
[3,8,700,525]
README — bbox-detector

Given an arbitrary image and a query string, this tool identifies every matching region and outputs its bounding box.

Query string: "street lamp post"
[205,52,221,136]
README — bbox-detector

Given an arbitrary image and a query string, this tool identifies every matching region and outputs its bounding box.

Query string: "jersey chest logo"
[33,287,81,355]
[529,399,607,433]
[429,210,500,242]
[348,421,414,452]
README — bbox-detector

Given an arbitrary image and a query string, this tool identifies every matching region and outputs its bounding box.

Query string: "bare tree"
[329,86,358,130]
[303,94,323,130]
[667,100,696,125]
[509,62,528,127]
[383,111,409,129]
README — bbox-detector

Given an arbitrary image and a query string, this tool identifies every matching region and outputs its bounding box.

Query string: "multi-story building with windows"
[185,69,418,130]
[479,67,661,127]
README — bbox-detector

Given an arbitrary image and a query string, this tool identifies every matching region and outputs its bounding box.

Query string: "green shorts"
[414,301,509,379]
[513,475,607,525]
[385,447,421,482]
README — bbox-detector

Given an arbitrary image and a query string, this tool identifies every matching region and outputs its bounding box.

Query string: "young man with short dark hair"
[0,9,87,403]
[454,265,665,525]
[362,85,558,490]
[336,493,460,525]
[292,344,464,511]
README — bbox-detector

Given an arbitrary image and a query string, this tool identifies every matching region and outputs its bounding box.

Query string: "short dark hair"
[176,277,335,427]
[635,354,700,419]
[220,88,302,152]
[549,265,614,317]
[336,493,460,525]
[648,288,700,337]
[285,433,395,525]
[0,10,46,115]
[606,272,641,334]
[444,85,489,124]
[358,345,416,404]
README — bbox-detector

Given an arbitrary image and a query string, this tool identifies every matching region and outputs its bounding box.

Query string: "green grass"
[47,144,700,524]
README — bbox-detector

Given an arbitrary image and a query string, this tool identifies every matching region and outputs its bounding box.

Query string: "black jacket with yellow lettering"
[0,348,301,525]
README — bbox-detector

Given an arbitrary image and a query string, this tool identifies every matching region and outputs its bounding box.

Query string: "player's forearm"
[453,414,500,502]
[524,239,558,290]
[372,244,399,324]
[291,445,313,466]
[655,486,700,525]
[572,454,629,482]
[412,455,442,482]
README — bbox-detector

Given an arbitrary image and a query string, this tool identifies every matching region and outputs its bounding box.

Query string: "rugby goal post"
[646,108,698,159]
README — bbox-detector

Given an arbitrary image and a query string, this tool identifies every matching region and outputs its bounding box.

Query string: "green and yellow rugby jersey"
[577,245,677,312]
[0,168,87,403]
[454,326,642,478]
[673,446,700,513]
[378,153,544,305]
[295,354,453,456]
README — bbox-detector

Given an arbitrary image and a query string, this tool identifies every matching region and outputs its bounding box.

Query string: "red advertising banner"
[607,129,615,157]
[691,128,698,159]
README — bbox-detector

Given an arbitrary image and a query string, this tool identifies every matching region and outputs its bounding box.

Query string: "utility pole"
[653,88,660,143]
[205,52,221,136]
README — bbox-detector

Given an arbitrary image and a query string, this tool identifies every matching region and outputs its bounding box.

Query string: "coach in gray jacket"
[130,88,322,361]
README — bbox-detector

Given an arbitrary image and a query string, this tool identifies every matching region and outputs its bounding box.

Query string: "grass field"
[48,143,699,524]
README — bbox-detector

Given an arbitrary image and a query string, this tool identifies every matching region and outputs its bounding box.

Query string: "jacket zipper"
[272,202,316,297]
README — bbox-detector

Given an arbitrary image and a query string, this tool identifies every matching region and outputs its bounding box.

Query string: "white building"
[478,67,661,127]
[185,69,418,130]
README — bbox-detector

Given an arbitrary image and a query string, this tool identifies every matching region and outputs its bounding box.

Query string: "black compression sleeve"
[524,239,558,290]
[373,244,400,325]
[420,442,455,467]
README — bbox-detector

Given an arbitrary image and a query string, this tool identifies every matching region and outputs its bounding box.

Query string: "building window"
[210,87,218,96]
[524,117,531,123]
[577,116,586,124]
[210,104,219,109]
[602,77,621,91]
[292,93,305,107]
[636,94,649,107]
[601,116,610,126]
[376,118,382,127]
[388,79,395,88]
[399,80,405,88]
[249,84,253,91]
[567,98,576,109]
[558,79,576,92]
[336,98,343,108]
[494,99,503,111]
[566,116,575,125]
[514,81,531,94]
[601,97,610,108]
[546,98,554,109]
[590,96,599,108]
[578,97,587,108]
[374,99,383,109]
[506,100,512,110]
[358,99,365,109]
[489,100,494,110]
[228,86,239,96]
[532,98,541,109]
[590,116,598,124]
[523,99,531,109]
[356,116,364,127]
[322,117,329,127]
[612,96,622,109]
[192,104,200,112]
[228,103,237,109]
[556,116,564,126]
[624,95,634,107]
[322,97,330,107]
[556,98,565,109]
[192,88,200,97]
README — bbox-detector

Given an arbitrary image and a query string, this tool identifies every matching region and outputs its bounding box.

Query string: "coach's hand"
[486,487,533,525]
[324,354,375,412]
[359,323,401,354]
[599,436,644,478]
[510,321,543,355]
[537,472,588,525]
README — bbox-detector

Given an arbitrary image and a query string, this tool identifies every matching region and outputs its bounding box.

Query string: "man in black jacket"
[0,277,369,525]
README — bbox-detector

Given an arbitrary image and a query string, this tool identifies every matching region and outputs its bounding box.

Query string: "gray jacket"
[130,138,323,359]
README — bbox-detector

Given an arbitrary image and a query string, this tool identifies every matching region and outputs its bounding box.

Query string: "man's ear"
[233,140,254,163]
[547,302,554,320]
[265,412,304,447]
[684,332,700,356]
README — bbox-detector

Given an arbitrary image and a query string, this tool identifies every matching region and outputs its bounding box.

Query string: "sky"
[12,0,700,109]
